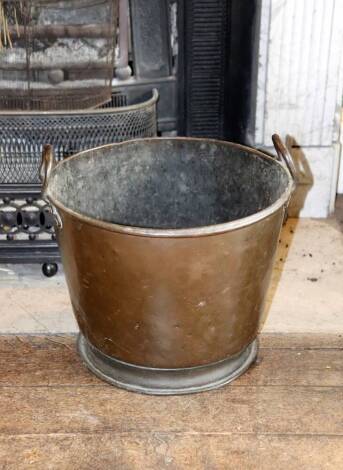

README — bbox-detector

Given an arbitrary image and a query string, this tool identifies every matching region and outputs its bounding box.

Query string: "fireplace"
[0,0,261,275]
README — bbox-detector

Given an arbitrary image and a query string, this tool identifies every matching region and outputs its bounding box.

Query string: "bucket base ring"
[77,335,258,395]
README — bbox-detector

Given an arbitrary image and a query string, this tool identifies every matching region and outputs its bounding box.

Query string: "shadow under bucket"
[41,136,295,394]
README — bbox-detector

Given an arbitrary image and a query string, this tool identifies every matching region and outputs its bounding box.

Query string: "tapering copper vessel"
[41,136,295,394]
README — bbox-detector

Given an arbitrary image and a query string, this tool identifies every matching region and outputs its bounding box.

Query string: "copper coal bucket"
[40,136,296,394]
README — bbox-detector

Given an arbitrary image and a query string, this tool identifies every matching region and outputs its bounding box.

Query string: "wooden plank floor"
[0,334,342,469]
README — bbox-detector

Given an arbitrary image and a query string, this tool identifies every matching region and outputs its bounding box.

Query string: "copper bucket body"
[41,137,295,394]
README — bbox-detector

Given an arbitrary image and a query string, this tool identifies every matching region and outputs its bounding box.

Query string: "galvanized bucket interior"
[49,139,290,229]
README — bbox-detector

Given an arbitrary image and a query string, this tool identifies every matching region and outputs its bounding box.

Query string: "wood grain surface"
[0,334,342,469]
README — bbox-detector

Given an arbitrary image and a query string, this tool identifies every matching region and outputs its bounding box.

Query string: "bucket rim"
[46,137,294,238]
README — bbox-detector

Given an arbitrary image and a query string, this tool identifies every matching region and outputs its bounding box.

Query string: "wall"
[256,0,343,217]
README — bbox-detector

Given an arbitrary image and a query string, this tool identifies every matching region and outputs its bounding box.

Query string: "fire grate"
[0,0,118,111]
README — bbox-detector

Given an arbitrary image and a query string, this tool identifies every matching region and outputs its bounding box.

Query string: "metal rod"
[0,62,113,71]
[8,24,114,39]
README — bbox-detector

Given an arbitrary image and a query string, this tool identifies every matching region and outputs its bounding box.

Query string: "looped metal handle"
[40,144,55,199]
[40,145,62,229]
[272,134,297,188]
[271,134,297,224]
